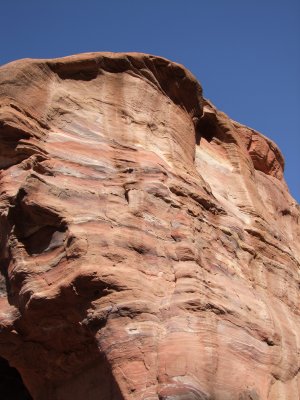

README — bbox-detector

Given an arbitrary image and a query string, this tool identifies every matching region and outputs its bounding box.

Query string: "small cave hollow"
[20,225,67,256]
[0,357,32,400]
[8,188,67,257]
[195,112,222,145]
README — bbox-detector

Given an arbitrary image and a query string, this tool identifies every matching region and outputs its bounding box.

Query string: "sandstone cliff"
[0,53,299,400]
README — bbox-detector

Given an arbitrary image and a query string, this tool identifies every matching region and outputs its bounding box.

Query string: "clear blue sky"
[1,0,299,202]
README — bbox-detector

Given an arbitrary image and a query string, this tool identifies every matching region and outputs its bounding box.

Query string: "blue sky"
[1,0,299,202]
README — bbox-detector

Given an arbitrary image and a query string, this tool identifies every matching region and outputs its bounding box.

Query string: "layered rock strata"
[0,52,299,400]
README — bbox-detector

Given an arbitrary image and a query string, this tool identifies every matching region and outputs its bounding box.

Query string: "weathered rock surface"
[0,52,299,400]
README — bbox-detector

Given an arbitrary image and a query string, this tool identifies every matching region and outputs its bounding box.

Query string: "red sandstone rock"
[0,53,299,400]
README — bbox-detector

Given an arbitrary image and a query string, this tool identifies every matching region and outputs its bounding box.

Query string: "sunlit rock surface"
[0,52,299,400]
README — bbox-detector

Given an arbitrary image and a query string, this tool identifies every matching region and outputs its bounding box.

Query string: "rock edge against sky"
[0,53,299,400]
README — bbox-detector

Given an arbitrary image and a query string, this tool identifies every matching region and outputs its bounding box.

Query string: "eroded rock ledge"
[0,53,299,400]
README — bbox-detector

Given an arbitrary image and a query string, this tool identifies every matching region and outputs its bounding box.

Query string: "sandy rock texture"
[0,52,299,400]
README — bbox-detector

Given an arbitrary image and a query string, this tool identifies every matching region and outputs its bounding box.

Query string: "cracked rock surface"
[0,52,299,400]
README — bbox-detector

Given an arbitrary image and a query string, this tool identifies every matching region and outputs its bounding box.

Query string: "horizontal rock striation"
[0,52,299,400]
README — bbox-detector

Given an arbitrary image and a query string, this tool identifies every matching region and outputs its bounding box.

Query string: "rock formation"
[0,52,299,400]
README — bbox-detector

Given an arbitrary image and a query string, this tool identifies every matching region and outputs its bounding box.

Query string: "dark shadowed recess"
[196,111,222,144]
[0,357,32,400]
[7,187,67,257]
[50,352,124,400]
[0,122,31,170]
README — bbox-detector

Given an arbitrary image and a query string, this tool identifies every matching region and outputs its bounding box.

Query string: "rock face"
[0,52,299,400]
